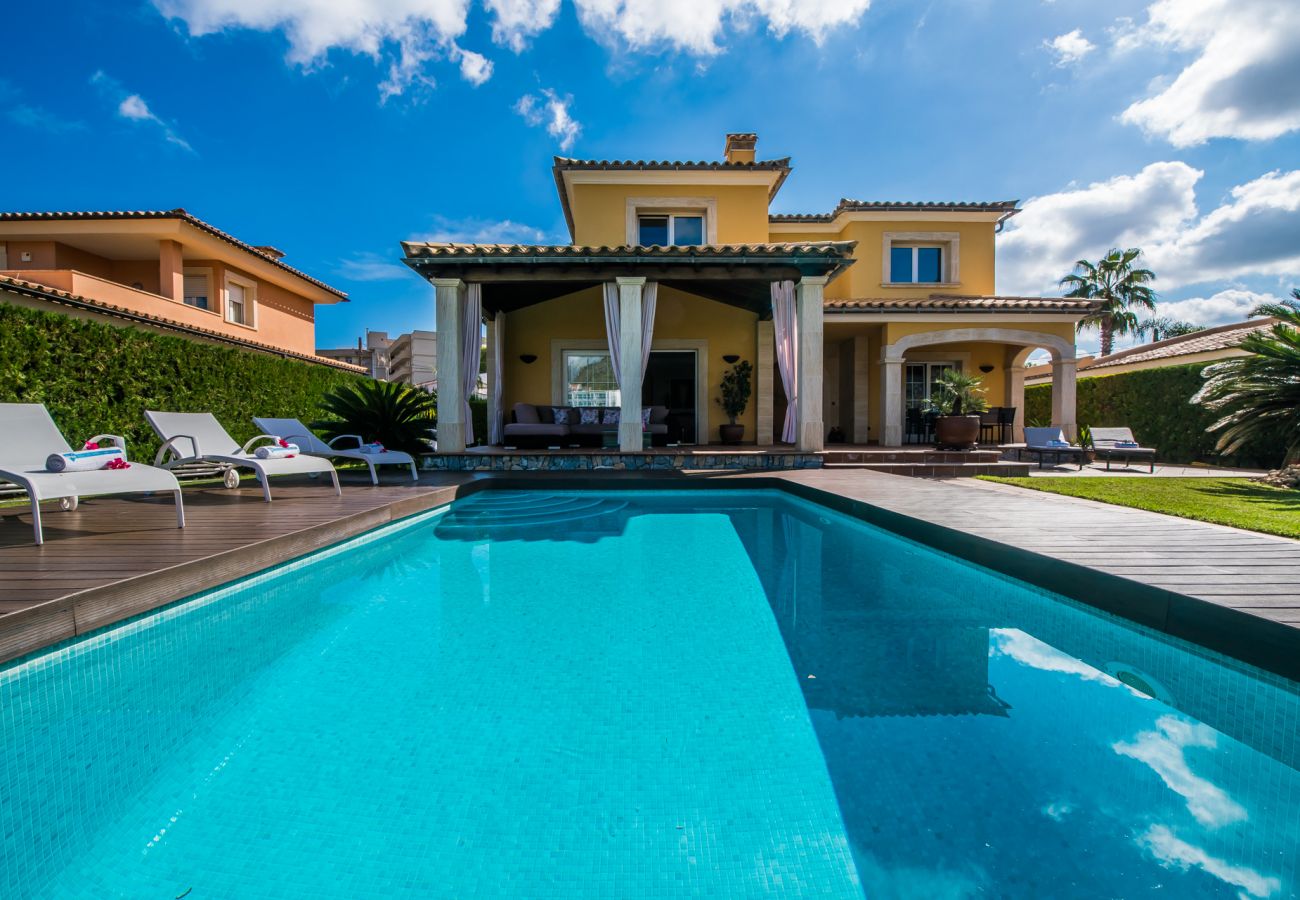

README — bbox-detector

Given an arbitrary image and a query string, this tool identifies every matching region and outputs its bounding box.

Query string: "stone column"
[880,355,904,446]
[852,333,871,444]
[756,319,775,446]
[159,239,184,301]
[1051,358,1078,441]
[434,278,465,452]
[795,276,826,452]
[1006,364,1026,443]
[485,312,502,446]
[617,277,645,452]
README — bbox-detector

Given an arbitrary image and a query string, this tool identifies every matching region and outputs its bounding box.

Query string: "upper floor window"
[224,273,256,327]
[638,214,704,247]
[890,246,943,284]
[182,269,211,310]
[882,232,960,285]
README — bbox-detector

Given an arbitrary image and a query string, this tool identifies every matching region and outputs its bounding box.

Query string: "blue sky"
[4,0,1299,355]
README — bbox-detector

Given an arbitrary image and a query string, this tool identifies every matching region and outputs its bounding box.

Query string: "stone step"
[823,449,1005,465]
[822,461,1032,478]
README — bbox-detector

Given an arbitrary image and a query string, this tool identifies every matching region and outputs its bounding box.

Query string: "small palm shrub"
[716,360,753,424]
[931,370,987,415]
[1194,292,1300,464]
[315,379,437,456]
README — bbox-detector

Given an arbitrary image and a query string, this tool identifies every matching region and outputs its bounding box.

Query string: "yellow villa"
[402,133,1095,454]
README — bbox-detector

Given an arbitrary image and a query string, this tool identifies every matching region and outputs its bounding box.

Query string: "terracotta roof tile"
[1083,319,1278,370]
[402,241,856,260]
[0,209,347,300]
[552,156,790,172]
[0,274,364,372]
[772,199,1019,223]
[824,294,1098,313]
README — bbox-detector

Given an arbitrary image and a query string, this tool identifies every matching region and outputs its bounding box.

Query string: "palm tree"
[1193,291,1300,464]
[1060,248,1158,356]
[1137,316,1202,342]
[314,378,437,456]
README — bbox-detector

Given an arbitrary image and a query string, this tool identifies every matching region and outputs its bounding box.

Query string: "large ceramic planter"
[719,424,745,445]
[934,415,980,450]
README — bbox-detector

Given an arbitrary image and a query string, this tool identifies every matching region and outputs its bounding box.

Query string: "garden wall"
[0,303,366,462]
[1025,363,1282,467]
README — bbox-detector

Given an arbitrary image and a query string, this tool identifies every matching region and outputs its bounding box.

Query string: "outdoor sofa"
[0,402,185,545]
[146,410,340,501]
[504,403,670,448]
[1017,426,1086,470]
[1087,426,1157,473]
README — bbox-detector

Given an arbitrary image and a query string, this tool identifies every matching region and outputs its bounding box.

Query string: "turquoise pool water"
[2,490,1298,898]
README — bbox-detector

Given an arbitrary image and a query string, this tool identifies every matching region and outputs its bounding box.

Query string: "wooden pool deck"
[2,468,1298,679]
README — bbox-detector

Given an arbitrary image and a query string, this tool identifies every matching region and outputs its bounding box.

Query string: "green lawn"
[976,476,1300,540]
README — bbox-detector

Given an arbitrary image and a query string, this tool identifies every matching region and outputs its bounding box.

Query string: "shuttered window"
[183,273,210,310]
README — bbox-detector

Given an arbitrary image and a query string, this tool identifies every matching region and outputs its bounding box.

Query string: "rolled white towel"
[358,442,386,455]
[46,446,125,472]
[254,443,299,459]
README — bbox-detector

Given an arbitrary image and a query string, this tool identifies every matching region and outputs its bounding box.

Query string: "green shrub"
[469,397,488,445]
[1024,363,1283,467]
[0,303,366,461]
[314,379,437,456]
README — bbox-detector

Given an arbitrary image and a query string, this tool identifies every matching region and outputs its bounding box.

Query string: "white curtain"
[488,311,504,445]
[772,280,798,443]
[602,281,658,387]
[462,282,482,445]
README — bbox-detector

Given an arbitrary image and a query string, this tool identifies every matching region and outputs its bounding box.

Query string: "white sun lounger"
[0,403,185,545]
[146,410,340,502]
[253,417,418,485]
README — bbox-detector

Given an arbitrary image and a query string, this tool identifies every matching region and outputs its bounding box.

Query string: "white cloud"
[1114,716,1247,828]
[998,164,1300,297]
[1137,825,1280,898]
[989,629,1142,692]
[338,252,414,281]
[574,0,872,54]
[455,45,493,85]
[484,0,560,51]
[1044,29,1094,67]
[1156,289,1283,327]
[90,71,194,152]
[412,215,551,244]
[1118,0,1300,146]
[515,88,580,150]
[154,0,872,96]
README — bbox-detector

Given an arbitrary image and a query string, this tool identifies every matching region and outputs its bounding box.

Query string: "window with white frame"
[562,350,620,407]
[638,213,705,247]
[224,273,256,326]
[182,269,211,310]
[883,232,959,285]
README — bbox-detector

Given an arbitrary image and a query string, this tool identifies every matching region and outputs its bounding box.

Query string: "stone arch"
[885,327,1075,362]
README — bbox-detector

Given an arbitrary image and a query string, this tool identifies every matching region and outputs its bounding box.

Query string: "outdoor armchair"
[0,403,184,545]
[1087,427,1156,473]
[253,417,418,485]
[145,410,340,502]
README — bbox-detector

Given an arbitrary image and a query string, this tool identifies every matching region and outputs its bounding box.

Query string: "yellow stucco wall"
[568,182,773,246]
[502,285,759,441]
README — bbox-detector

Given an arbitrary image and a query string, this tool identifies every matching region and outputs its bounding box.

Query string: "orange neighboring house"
[0,209,357,369]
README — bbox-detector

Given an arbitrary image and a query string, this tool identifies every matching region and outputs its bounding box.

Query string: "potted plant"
[930,369,986,450]
[716,359,752,444]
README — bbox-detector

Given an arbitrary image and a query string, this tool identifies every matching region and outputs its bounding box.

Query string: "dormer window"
[638,214,704,247]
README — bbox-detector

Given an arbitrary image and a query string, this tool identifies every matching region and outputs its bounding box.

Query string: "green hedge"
[0,303,366,462]
[1024,363,1282,467]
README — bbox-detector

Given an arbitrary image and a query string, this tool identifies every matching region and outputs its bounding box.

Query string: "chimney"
[724,132,757,164]
[253,245,286,260]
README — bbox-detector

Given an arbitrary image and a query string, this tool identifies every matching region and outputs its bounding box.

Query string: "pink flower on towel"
[83,441,99,450]
[104,457,130,470]
[278,438,291,448]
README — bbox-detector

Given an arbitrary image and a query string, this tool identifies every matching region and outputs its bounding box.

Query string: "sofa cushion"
[504,423,569,438]
[513,402,540,425]
[551,407,572,425]
[601,408,620,425]
[578,408,602,426]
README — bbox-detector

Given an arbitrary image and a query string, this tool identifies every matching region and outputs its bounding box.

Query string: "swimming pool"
[2,489,1297,898]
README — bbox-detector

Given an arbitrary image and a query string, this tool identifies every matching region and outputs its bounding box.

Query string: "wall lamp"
[722,354,740,364]
[978,364,995,374]
[519,354,538,365]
